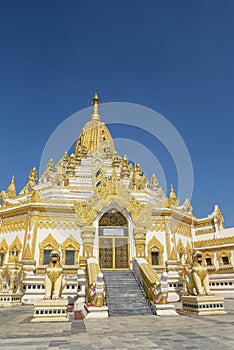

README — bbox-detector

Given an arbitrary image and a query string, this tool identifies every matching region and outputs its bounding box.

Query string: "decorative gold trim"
[0,219,26,233]
[195,228,215,236]
[150,219,165,232]
[194,236,234,248]
[193,219,213,228]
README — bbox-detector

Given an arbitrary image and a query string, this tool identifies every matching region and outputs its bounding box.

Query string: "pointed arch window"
[39,233,59,266]
[61,235,80,266]
[147,236,164,266]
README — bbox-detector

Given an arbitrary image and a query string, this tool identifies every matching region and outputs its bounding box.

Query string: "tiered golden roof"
[74,93,115,156]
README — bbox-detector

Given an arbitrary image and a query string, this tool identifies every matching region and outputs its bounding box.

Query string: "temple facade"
[0,94,234,304]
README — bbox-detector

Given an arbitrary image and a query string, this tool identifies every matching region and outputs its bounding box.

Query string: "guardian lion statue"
[185,251,213,296]
[89,272,106,307]
[44,250,66,299]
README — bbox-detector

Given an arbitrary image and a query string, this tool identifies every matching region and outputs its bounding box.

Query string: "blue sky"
[0,1,234,226]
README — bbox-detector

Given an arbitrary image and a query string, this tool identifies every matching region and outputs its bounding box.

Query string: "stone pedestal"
[82,304,109,319]
[32,299,68,322]
[166,260,181,302]
[152,303,178,316]
[182,295,226,315]
[0,293,22,307]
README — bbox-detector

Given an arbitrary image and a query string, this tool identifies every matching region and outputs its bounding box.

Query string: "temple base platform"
[152,303,178,316]
[82,304,109,319]
[0,293,22,307]
[182,295,226,315]
[32,299,68,322]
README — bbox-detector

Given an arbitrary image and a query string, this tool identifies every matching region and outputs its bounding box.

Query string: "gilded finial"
[7,174,16,199]
[90,91,101,121]
[169,183,177,199]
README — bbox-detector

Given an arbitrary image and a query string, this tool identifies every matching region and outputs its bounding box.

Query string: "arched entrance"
[99,209,129,269]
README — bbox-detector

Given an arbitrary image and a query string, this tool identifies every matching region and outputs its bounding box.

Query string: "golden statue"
[40,159,54,183]
[89,272,106,307]
[44,250,66,299]
[185,251,213,296]
[120,155,130,178]
[130,163,148,190]
[21,167,38,193]
[0,190,6,207]
[150,174,158,190]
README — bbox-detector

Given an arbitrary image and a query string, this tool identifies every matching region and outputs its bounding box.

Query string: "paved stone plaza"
[0,300,234,350]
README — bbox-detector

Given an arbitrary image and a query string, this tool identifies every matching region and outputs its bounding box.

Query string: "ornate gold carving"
[126,198,145,221]
[170,219,191,237]
[74,201,97,226]
[147,236,164,265]
[95,168,118,201]
[195,228,215,236]
[61,235,80,266]
[194,236,234,248]
[99,211,127,227]
[150,219,165,232]
[39,234,59,265]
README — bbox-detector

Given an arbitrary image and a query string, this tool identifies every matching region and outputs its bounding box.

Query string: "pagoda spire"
[7,174,16,198]
[90,92,101,121]
[169,183,177,199]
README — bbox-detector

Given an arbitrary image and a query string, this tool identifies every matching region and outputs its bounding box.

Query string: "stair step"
[103,270,153,317]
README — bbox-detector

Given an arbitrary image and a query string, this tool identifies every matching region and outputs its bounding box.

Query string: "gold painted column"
[80,225,95,269]
[134,227,146,258]
[21,212,38,272]
[73,201,97,269]
[165,218,180,272]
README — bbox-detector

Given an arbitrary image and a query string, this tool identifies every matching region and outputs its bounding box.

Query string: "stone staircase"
[103,270,153,317]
